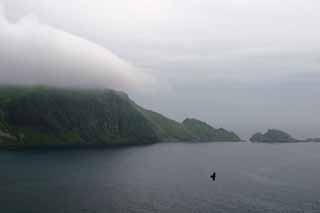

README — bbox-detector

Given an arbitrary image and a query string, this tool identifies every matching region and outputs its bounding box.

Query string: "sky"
[0,0,319,139]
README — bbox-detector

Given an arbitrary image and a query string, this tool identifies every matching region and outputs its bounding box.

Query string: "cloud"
[0,3,156,92]
[1,0,320,138]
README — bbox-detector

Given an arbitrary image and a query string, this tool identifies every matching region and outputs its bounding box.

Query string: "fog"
[0,3,155,92]
[0,0,320,139]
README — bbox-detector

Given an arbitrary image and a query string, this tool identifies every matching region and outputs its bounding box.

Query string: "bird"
[210,172,216,181]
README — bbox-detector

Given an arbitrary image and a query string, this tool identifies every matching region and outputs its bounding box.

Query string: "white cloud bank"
[0,4,156,92]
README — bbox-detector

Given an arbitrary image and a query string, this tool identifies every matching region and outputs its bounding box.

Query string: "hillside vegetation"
[0,86,241,148]
[182,118,240,141]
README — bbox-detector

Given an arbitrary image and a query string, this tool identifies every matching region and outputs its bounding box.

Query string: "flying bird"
[210,172,216,181]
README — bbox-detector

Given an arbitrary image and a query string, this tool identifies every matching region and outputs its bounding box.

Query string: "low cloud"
[0,4,156,92]
[1,1,319,138]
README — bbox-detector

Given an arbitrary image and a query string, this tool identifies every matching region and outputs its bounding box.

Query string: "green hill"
[250,129,298,143]
[182,118,241,142]
[136,107,192,141]
[0,86,241,148]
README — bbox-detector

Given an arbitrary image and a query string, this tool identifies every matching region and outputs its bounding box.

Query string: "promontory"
[0,86,241,148]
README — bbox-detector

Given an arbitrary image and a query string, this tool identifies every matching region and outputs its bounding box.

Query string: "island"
[305,138,320,142]
[250,129,298,143]
[0,86,241,148]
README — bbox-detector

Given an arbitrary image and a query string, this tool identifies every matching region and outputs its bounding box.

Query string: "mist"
[0,0,320,139]
[0,3,155,92]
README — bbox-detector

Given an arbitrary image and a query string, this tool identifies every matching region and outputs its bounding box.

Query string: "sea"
[1,142,320,213]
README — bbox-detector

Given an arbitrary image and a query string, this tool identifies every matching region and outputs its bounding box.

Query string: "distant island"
[250,129,320,143]
[0,86,241,148]
[305,138,320,142]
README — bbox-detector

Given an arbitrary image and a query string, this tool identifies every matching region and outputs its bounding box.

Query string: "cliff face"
[250,129,297,143]
[0,86,241,148]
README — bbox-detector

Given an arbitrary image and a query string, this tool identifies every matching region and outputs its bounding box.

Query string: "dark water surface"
[1,142,320,213]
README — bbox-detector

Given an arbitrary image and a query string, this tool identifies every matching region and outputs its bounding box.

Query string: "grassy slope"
[137,109,241,142]
[182,118,241,141]
[0,86,241,147]
[182,118,216,141]
[0,86,158,147]
[136,107,192,141]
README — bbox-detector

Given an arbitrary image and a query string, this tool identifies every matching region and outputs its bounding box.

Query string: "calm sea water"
[1,142,320,213]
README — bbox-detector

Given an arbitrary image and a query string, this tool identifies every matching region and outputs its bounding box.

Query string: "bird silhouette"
[210,172,216,181]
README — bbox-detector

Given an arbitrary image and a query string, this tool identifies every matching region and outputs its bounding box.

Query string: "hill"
[250,129,298,143]
[0,86,241,148]
[182,118,241,141]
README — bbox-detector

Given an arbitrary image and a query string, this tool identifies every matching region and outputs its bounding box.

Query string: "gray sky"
[0,0,319,139]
